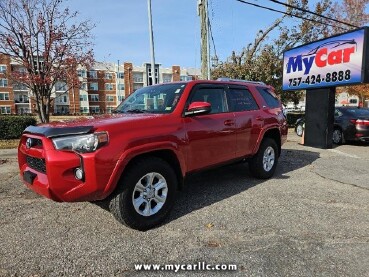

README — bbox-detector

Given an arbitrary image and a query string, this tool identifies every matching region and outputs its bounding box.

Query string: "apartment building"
[0,54,200,115]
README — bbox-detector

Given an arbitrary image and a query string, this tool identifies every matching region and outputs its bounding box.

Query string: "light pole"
[147,0,156,85]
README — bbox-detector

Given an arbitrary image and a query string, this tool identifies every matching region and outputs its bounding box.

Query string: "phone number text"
[288,70,351,87]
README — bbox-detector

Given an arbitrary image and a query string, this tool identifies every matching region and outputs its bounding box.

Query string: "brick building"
[0,54,200,115]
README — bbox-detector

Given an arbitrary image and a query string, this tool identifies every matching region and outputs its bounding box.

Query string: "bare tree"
[0,0,94,122]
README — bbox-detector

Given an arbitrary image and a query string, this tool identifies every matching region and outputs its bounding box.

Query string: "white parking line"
[328,149,360,159]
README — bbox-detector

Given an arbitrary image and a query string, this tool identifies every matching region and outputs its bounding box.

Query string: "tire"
[332,128,343,145]
[296,123,304,137]
[249,138,278,179]
[109,157,178,231]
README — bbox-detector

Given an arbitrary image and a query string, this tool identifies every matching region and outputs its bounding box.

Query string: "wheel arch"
[106,149,185,198]
[258,128,281,157]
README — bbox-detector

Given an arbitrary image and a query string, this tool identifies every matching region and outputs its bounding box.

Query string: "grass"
[0,139,19,149]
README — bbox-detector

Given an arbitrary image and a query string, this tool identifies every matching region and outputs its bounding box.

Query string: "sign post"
[282,27,369,148]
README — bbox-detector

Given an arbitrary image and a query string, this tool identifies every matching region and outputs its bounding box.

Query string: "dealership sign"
[282,28,369,91]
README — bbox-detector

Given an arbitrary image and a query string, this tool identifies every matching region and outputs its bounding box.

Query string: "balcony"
[133,77,144,83]
[15,99,30,104]
[13,84,28,91]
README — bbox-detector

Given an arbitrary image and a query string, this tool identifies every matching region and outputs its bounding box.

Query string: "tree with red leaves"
[0,0,94,122]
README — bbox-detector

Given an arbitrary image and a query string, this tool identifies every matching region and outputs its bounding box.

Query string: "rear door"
[184,84,237,171]
[226,85,262,157]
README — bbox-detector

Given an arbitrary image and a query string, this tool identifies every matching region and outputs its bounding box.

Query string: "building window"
[55,106,69,114]
[89,94,99,102]
[106,106,114,114]
[117,95,124,102]
[15,95,29,103]
[79,94,88,101]
[55,81,67,92]
[133,84,143,90]
[163,74,172,83]
[90,106,100,113]
[349,98,358,104]
[13,83,28,91]
[55,95,69,104]
[0,93,9,101]
[117,84,125,90]
[80,106,89,113]
[80,82,87,90]
[105,73,113,79]
[88,70,97,79]
[117,72,124,79]
[105,83,114,90]
[133,73,144,83]
[180,75,192,81]
[89,82,98,91]
[77,70,87,78]
[0,106,11,114]
[0,79,8,87]
[0,65,7,74]
[106,95,114,102]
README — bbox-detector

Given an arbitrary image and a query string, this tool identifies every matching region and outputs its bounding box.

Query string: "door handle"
[224,119,235,126]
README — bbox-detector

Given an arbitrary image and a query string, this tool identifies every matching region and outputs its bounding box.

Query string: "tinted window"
[189,87,227,114]
[257,87,280,108]
[341,108,369,117]
[227,88,258,112]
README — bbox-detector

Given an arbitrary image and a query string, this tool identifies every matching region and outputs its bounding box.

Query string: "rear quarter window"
[256,87,280,109]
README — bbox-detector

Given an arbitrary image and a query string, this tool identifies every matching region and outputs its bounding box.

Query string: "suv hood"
[24,113,164,138]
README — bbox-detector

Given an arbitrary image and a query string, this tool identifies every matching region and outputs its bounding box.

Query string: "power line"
[269,0,359,28]
[234,0,349,30]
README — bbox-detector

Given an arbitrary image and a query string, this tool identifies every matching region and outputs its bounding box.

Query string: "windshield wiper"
[125,109,149,113]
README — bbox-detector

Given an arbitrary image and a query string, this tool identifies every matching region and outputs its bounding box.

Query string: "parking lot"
[1,131,369,276]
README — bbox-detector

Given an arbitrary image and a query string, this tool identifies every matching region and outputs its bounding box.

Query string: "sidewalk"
[0,148,18,160]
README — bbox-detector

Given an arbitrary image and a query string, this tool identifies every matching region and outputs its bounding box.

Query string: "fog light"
[74,168,84,180]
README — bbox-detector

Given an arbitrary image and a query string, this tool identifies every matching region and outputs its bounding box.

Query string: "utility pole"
[117,59,121,102]
[147,0,156,85]
[198,0,209,80]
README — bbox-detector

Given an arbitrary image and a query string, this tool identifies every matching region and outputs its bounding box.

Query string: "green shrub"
[286,112,304,127]
[0,116,37,139]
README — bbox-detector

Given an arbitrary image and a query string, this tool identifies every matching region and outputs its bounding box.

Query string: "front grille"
[26,156,46,173]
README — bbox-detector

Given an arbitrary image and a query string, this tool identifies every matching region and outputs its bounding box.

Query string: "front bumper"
[18,134,115,202]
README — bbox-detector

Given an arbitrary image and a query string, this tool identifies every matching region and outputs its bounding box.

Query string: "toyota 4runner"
[18,79,288,230]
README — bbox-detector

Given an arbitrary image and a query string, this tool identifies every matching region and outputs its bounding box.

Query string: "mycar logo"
[286,40,357,75]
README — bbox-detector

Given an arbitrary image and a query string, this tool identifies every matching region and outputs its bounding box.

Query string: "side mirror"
[185,101,211,116]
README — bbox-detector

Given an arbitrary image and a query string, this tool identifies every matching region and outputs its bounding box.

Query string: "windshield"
[115,83,187,114]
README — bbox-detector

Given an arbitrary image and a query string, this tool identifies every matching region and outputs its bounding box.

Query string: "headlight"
[52,132,108,153]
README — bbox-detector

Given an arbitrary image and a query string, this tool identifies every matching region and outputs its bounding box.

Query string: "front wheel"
[109,157,178,231]
[249,138,278,179]
[296,123,304,137]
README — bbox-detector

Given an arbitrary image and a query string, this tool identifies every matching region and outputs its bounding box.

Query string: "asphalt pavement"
[0,131,368,276]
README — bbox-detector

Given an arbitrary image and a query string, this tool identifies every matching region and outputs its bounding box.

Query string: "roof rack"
[216,77,265,85]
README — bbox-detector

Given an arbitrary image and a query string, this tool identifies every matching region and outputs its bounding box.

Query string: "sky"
[66,0,314,69]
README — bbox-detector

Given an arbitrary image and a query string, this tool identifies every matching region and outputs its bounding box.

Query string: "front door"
[184,84,237,171]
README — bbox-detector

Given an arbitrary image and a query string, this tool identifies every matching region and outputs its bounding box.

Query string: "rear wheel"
[109,157,178,231]
[332,128,343,144]
[249,138,278,179]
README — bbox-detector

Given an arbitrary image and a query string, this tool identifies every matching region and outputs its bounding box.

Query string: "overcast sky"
[67,0,311,68]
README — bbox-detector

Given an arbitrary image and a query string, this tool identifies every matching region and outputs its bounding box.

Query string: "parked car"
[294,117,305,137]
[18,79,288,230]
[333,107,369,144]
[294,107,369,144]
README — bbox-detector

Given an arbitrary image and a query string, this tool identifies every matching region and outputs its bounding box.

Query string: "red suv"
[18,79,287,230]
